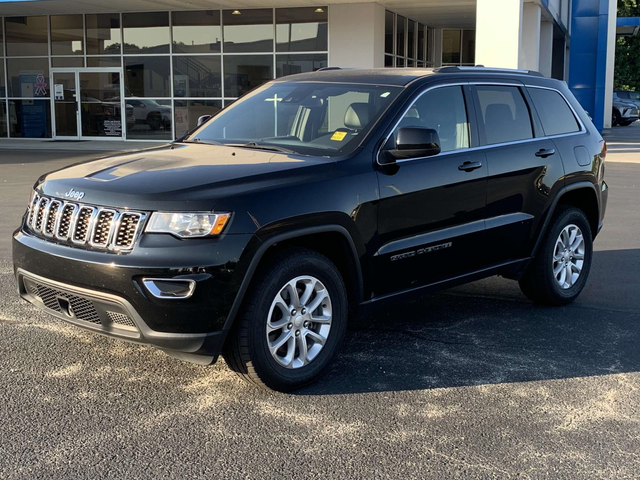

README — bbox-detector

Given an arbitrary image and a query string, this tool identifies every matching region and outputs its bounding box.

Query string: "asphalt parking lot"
[1,136,639,479]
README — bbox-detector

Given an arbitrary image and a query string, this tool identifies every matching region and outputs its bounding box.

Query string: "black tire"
[147,113,162,131]
[519,206,593,306]
[223,248,348,392]
[620,120,634,126]
[612,109,621,127]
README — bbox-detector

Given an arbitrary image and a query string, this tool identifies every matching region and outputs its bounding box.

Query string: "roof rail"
[434,66,545,77]
[316,67,342,71]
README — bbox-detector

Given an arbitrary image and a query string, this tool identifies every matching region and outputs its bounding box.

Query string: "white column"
[328,3,385,68]
[520,2,541,70]
[603,0,617,128]
[433,28,443,67]
[539,21,554,77]
[475,0,523,69]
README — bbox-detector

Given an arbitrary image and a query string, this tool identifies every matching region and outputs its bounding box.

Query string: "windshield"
[185,82,402,157]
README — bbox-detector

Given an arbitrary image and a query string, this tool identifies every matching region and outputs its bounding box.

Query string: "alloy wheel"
[552,224,585,289]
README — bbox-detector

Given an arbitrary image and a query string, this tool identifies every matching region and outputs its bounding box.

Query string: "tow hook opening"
[57,297,74,317]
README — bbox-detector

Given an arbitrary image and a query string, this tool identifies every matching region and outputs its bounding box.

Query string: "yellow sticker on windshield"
[331,131,348,141]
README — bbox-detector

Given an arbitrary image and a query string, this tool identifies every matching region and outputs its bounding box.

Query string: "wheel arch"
[222,225,364,333]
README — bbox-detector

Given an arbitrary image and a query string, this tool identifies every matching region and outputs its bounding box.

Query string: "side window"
[527,88,580,137]
[475,86,533,145]
[617,91,630,99]
[392,86,470,153]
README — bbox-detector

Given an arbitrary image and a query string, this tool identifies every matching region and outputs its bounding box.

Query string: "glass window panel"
[124,56,170,97]
[276,54,327,78]
[174,99,222,138]
[5,16,48,56]
[476,86,533,144]
[9,99,51,137]
[0,16,4,56]
[408,20,415,59]
[80,72,124,138]
[461,30,476,64]
[125,99,172,140]
[173,55,221,97]
[86,14,121,55]
[123,12,170,54]
[0,62,5,96]
[396,15,406,58]
[528,88,580,136]
[427,27,434,63]
[223,9,273,53]
[276,7,327,52]
[52,57,85,68]
[385,11,394,55]
[0,101,7,137]
[396,57,405,68]
[393,86,469,152]
[87,56,122,68]
[7,58,49,97]
[385,55,393,68]
[172,11,221,53]
[417,24,425,61]
[224,55,273,97]
[442,30,461,64]
[50,15,84,55]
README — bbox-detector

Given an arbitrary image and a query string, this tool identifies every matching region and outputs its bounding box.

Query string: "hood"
[38,143,335,211]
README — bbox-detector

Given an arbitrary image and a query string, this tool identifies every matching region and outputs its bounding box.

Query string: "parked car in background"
[612,94,639,126]
[614,90,640,107]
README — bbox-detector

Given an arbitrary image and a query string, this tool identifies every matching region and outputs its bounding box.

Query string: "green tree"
[616,0,640,90]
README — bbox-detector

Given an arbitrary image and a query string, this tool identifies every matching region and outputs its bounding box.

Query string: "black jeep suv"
[13,67,608,391]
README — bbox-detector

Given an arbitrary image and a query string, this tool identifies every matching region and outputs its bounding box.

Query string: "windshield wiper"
[183,138,222,146]
[238,142,295,154]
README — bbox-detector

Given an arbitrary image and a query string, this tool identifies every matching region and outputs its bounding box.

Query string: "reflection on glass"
[79,72,123,137]
[172,11,221,53]
[174,100,222,138]
[124,57,170,97]
[125,99,172,140]
[52,57,84,68]
[123,12,170,54]
[462,30,476,64]
[385,11,394,55]
[86,14,121,55]
[417,24,425,61]
[9,100,51,137]
[276,7,327,52]
[442,30,461,64]
[50,15,84,55]
[385,55,393,68]
[173,56,221,97]
[53,72,77,137]
[223,9,273,53]
[7,58,50,97]
[224,55,273,97]
[87,56,121,68]
[0,62,5,97]
[407,20,415,59]
[427,27,434,63]
[396,15,406,57]
[5,16,49,56]
[0,102,6,137]
[276,54,327,77]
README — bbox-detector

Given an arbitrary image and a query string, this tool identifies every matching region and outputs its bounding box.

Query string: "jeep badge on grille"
[64,189,85,201]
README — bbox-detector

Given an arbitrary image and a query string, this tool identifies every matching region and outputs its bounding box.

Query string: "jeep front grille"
[26,193,146,252]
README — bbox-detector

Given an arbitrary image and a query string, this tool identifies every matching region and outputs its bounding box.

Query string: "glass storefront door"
[52,69,125,140]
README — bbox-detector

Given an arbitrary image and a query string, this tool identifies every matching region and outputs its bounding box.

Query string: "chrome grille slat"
[25,194,145,253]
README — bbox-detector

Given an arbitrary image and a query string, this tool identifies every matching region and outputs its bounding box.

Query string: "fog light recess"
[142,279,196,299]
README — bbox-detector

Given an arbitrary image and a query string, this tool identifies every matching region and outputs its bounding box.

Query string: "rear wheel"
[519,206,593,306]
[223,248,347,392]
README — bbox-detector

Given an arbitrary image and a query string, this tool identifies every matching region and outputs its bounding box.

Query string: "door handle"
[535,148,556,158]
[458,161,483,172]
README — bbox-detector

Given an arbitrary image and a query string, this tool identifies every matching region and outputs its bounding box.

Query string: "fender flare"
[531,181,599,256]
[222,225,364,332]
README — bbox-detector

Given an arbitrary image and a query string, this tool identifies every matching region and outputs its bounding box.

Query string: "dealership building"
[0,0,618,143]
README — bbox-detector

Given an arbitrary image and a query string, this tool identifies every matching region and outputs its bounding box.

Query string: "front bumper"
[13,229,256,361]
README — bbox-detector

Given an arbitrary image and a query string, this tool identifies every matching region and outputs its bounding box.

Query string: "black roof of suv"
[14,67,608,391]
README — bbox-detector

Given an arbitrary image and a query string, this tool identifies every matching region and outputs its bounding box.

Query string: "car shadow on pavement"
[296,249,640,395]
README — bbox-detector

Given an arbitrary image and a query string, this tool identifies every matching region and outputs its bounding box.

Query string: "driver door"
[374,85,489,296]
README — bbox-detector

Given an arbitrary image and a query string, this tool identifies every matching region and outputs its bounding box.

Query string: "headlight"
[146,212,231,238]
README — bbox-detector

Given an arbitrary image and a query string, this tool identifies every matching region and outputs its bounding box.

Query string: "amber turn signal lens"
[210,213,231,236]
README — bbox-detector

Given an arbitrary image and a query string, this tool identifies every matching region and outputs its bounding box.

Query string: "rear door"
[374,84,489,296]
[472,83,564,264]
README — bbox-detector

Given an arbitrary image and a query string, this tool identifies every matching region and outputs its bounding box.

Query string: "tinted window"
[393,86,470,153]
[86,14,121,55]
[275,7,327,52]
[172,11,221,53]
[50,15,84,55]
[616,91,629,99]
[122,12,170,54]
[223,9,273,53]
[476,86,533,145]
[528,88,580,136]
[5,16,48,56]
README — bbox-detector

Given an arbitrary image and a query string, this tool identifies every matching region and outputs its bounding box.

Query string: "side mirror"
[388,127,441,161]
[197,115,212,127]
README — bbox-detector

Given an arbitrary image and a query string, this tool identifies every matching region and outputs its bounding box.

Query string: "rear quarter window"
[527,87,581,136]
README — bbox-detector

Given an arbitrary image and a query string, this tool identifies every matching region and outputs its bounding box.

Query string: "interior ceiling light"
[315,8,325,13]
[232,10,241,15]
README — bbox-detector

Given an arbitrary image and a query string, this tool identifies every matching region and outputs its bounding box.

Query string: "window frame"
[526,85,585,138]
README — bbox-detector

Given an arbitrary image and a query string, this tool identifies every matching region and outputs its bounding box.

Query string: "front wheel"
[223,248,348,392]
[612,109,621,127]
[519,206,593,306]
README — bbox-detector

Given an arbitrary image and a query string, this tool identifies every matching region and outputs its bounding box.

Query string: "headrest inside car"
[344,103,371,130]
